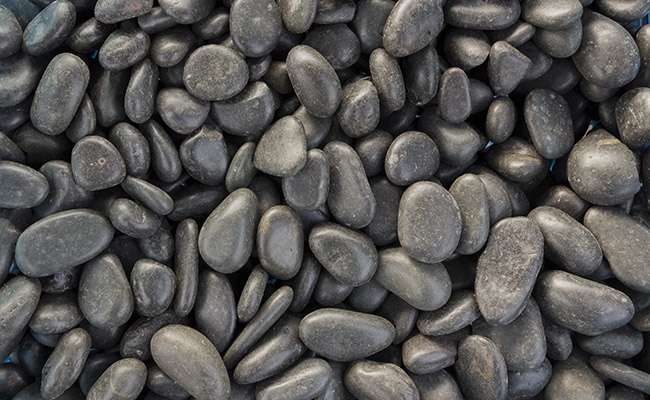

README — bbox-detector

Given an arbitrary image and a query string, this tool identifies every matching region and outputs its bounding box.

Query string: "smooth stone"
[596,0,650,21]
[519,41,553,80]
[39,265,81,294]
[439,67,471,124]
[156,87,209,135]
[314,0,356,24]
[263,60,292,95]
[140,120,182,183]
[544,356,605,399]
[521,0,583,29]
[364,176,402,246]
[536,185,589,220]
[524,88,575,158]
[146,364,190,399]
[369,48,405,112]
[278,0,316,34]
[469,78,494,114]
[79,254,134,329]
[78,352,121,394]
[385,131,439,186]
[223,286,294,369]
[158,0,213,24]
[257,206,303,280]
[170,219,198,317]
[99,28,150,71]
[230,0,281,57]
[543,317,573,361]
[349,280,389,313]
[309,222,378,287]
[167,184,227,222]
[0,6,22,58]
[402,334,457,374]
[256,358,331,400]
[15,209,114,277]
[0,53,42,109]
[138,221,174,264]
[178,126,228,185]
[473,299,546,371]
[15,383,83,400]
[40,328,91,400]
[475,217,544,325]
[444,0,521,30]
[121,177,173,216]
[87,358,147,400]
[337,79,380,138]
[324,141,376,229]
[410,370,463,400]
[448,174,490,255]
[130,259,175,317]
[28,291,83,334]
[577,325,644,359]
[584,206,650,293]
[397,181,462,264]
[71,136,127,191]
[344,361,418,400]
[0,161,48,209]
[382,0,443,57]
[304,24,360,70]
[0,363,30,398]
[30,53,89,136]
[225,142,257,192]
[567,129,640,206]
[288,251,321,312]
[0,276,41,361]
[151,325,230,400]
[355,130,392,178]
[535,270,634,335]
[253,116,307,177]
[532,19,582,59]
[23,0,75,56]
[119,310,186,360]
[529,206,602,276]
[109,198,162,239]
[375,247,451,311]
[418,107,482,167]
[237,265,268,322]
[488,41,532,95]
[286,45,342,118]
[402,44,440,106]
[417,290,481,336]
[282,149,329,212]
[211,81,275,137]
[313,268,353,306]
[454,335,507,400]
[183,44,249,101]
[234,314,307,384]
[66,17,114,54]
[95,0,152,23]
[616,87,650,149]
[108,123,150,178]
[606,385,646,400]
[443,28,491,70]
[248,175,282,219]
[137,7,177,34]
[507,358,552,399]
[194,270,236,352]
[0,98,31,135]
[351,0,394,55]
[125,59,159,124]
[149,28,194,68]
[65,93,96,143]
[572,11,640,88]
[0,218,20,285]
[590,357,650,394]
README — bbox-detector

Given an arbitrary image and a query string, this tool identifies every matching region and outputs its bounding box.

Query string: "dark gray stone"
[108,123,150,178]
[179,124,229,185]
[211,81,275,137]
[230,0,281,57]
[313,268,353,306]
[417,290,481,336]
[369,48,405,112]
[149,27,194,68]
[121,176,173,216]
[99,27,150,71]
[544,356,605,399]
[454,335,508,400]
[345,360,418,400]
[87,358,147,400]
[40,328,91,400]
[146,364,190,399]
[401,44,439,106]
[449,173,490,255]
[577,325,643,359]
[439,67,471,124]
[183,44,249,101]
[289,251,321,312]
[507,358,552,399]
[337,79,380,138]
[363,176,402,247]
[256,358,332,400]
[410,370,463,400]
[0,161,48,209]
[348,279,389,313]
[402,334,457,375]
[28,291,83,334]
[194,270,236,352]
[95,0,152,24]
[444,28,491,70]
[109,198,161,239]
[257,206,303,279]
[488,41,532,95]
[131,258,175,317]
[0,276,41,361]
[282,149,329,212]
[590,357,650,394]
[382,0,443,57]
[119,310,186,360]
[237,265,268,323]
[385,131,439,186]
[0,53,42,109]
[278,0,316,34]
[159,0,213,24]
[304,24,361,70]
[125,59,159,124]
[0,5,22,58]
[71,136,127,191]
[521,0,583,29]
[23,0,76,56]
[524,88,574,158]
[615,87,650,149]
[351,0,394,55]
[91,66,130,127]
[140,120,182,183]
[254,116,307,177]
[156,87,209,134]
[444,0,521,30]
[225,142,257,192]
[66,17,114,55]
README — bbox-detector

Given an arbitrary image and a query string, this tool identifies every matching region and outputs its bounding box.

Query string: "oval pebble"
[98,27,150,71]
[95,0,153,24]
[108,123,151,178]
[488,41,532,96]
[402,334,457,375]
[257,205,303,279]
[125,59,159,124]
[444,0,521,30]
[344,360,419,400]
[0,161,49,209]
[385,131,439,186]
[337,79,380,138]
[0,6,22,58]
[40,328,91,399]
[544,356,605,399]
[109,198,162,239]
[71,136,127,191]
[183,45,249,101]
[439,67,471,124]
[194,270,236,352]
[454,335,508,400]
[590,356,650,394]
[230,0,282,58]
[0,53,42,109]
[121,176,173,216]
[278,0,317,34]
[23,0,76,56]
[521,0,583,29]
[131,258,176,317]
[28,291,83,334]
[254,116,307,177]
[159,0,213,24]
[417,290,481,336]
[577,325,644,359]
[156,87,209,135]
[0,276,41,361]
[87,358,147,400]
[369,48,405,112]
[210,81,275,137]
[507,358,552,399]
[449,173,490,255]
[524,88,575,159]
[615,87,650,149]
[382,0,443,57]
[282,149,329,212]
[303,24,361,71]
[256,358,331,400]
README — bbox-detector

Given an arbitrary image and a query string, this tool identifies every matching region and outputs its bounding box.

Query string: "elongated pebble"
[344,360,419,400]
[418,290,481,336]
[40,328,91,400]
[194,270,236,352]
[455,335,508,400]
[87,358,147,400]
[0,276,41,361]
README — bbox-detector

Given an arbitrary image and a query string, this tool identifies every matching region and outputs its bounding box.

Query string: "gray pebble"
[364,176,402,246]
[383,0,443,57]
[444,28,491,70]
[156,87,209,135]
[256,358,332,400]
[159,0,213,24]
[87,358,147,400]
[299,308,395,362]
[304,24,361,71]
[194,270,236,352]
[507,358,552,399]
[149,28,194,68]
[237,265,268,323]
[99,28,150,71]
[521,0,583,29]
[278,0,317,34]
[449,173,490,255]
[536,185,589,220]
[254,115,307,177]
[417,290,481,336]
[439,67,471,124]
[350,0,394,55]
[0,53,42,109]
[401,44,440,106]
[95,0,152,24]
[138,7,177,34]
[444,0,521,30]
[289,251,321,312]
[109,198,162,239]
[418,107,482,167]
[92,67,130,127]
[65,93,96,143]
[183,44,249,101]
[0,161,49,209]
[313,268,353,306]
[454,335,508,400]
[402,334,457,375]
[0,5,22,58]
[344,360,418,400]
[534,19,583,59]
[146,364,190,399]
[0,219,20,284]
[131,258,176,317]
[314,0,356,24]
[282,149,329,212]
[108,123,150,178]
[524,88,574,159]
[28,291,83,335]
[257,206,303,279]
[121,176,173,216]
[40,328,91,400]
[349,280,389,313]
[0,276,41,361]
[578,325,643,359]
[615,87,650,149]
[590,356,650,394]
[225,142,257,192]
[23,0,76,56]
[178,124,229,185]
[337,79,380,138]
[66,17,114,55]
[488,41,532,95]
[125,59,159,124]
[71,136,127,191]
[211,81,275,137]
[544,356,605,399]
[369,48,405,112]
[385,131,439,186]
[140,120,182,183]
[410,370,463,400]
[119,310,186,360]
[606,385,646,400]
[171,219,198,317]
[230,0,281,57]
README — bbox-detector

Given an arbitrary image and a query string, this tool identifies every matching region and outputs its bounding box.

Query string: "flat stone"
[282,149,329,212]
[524,88,575,159]
[237,265,268,323]
[454,335,508,400]
[444,0,521,30]
[256,206,303,279]
[313,269,353,306]
[210,81,275,136]
[402,334,457,375]
[23,0,76,56]
[0,276,41,361]
[348,280,389,313]
[95,0,152,23]
[146,364,190,399]
[183,44,249,101]
[418,107,482,167]
[299,308,395,362]
[0,161,48,209]
[385,131,439,186]
[254,116,307,177]
[108,198,161,239]
[439,67,471,124]
[149,27,194,68]
[87,358,147,400]
[303,24,361,70]
[121,176,173,216]
[158,0,213,24]
[125,59,158,124]
[151,325,230,400]
[230,0,282,57]
[28,291,83,334]
[475,217,544,325]
[99,28,150,71]
[288,251,321,313]
[171,219,198,317]
[40,328,91,400]
[417,290,481,336]
[0,53,42,109]
[449,173,490,255]
[256,358,332,400]
[314,0,356,24]
[345,360,418,400]
[194,270,236,352]
[382,0,443,57]
[66,17,114,54]
[521,0,583,29]
[544,356,605,399]
[488,41,531,95]
[397,181,462,264]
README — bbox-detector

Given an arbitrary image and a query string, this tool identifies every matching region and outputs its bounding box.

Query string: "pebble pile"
[1,0,650,399]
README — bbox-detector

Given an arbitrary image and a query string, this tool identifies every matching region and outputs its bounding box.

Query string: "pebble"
[402,334,457,374]
[109,198,162,239]
[577,325,644,359]
[95,0,153,24]
[183,44,249,101]
[304,24,360,71]
[535,270,634,335]
[507,358,552,399]
[375,247,451,311]
[289,251,321,312]
[439,67,471,124]
[149,28,194,68]
[130,258,176,317]
[382,0,441,58]
[66,17,113,54]
[344,360,419,400]
[282,149,329,212]
[584,206,650,293]
[125,59,159,124]
[299,308,395,361]
[567,129,640,206]
[119,310,186,360]
[411,370,463,400]
[156,87,209,135]
[521,0,583,29]
[98,27,150,71]
[449,173,490,255]
[78,254,134,329]
[23,0,76,56]
[418,108,482,167]
[286,45,342,118]
[87,358,147,400]
[544,356,605,399]
[257,206,303,279]
[31,53,89,136]
[454,335,508,400]
[337,79,380,138]
[108,123,151,177]
[65,93,96,143]
[444,0,521,30]
[615,87,650,149]
[151,325,230,400]
[278,0,317,34]
[40,328,91,400]
[146,364,190,399]
[0,363,30,398]
[121,176,173,216]
[0,161,49,209]
[397,181,462,264]
[313,269,353,306]
[364,176,402,246]
[28,291,83,334]
[573,11,640,88]
[369,48,405,112]
[590,356,650,394]
[254,115,307,177]
[140,120,182,183]
[0,219,20,285]
[524,88,575,159]
[529,206,603,276]
[314,0,356,24]
[178,126,229,185]
[211,81,275,137]
[385,131,439,186]
[71,136,127,191]
[417,290,481,336]
[402,44,440,106]
[475,217,544,325]
[194,270,236,352]
[488,41,532,96]
[0,53,42,109]
[15,209,114,277]
[230,0,282,57]
[225,142,257,192]
[0,276,41,361]
[350,0,395,55]
[0,6,22,59]
[159,0,213,24]
[254,358,331,399]
[324,141,376,229]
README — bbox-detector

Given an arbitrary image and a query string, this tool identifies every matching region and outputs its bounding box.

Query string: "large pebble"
[256,358,332,400]
[402,44,439,106]
[109,198,161,239]
[0,53,42,109]
[15,209,114,277]
[178,125,228,185]
[194,270,236,352]
[71,136,127,191]
[156,87,209,134]
[417,290,481,336]
[488,41,531,95]
[198,188,258,274]
[131,258,176,317]
[183,45,249,101]
[304,24,360,70]
[87,358,147,400]
[40,328,91,400]
[0,6,22,58]
[535,270,634,335]
[449,173,490,255]
[369,48,405,112]
[544,356,605,399]
[151,325,230,400]
[438,67,471,124]
[210,81,275,137]
[0,276,41,361]
[254,116,307,177]
[397,181,462,264]
[475,217,544,325]
[124,59,158,124]
[28,291,83,334]
[230,0,282,57]
[299,308,395,362]
[337,79,380,138]
[402,334,457,374]
[507,358,552,399]
[0,161,48,209]
[99,28,150,71]
[95,0,153,24]
[159,0,213,24]
[584,206,650,293]
[444,28,491,71]
[521,0,583,29]
[567,129,640,205]
[454,335,508,400]
[344,360,419,400]
[444,0,521,30]
[615,87,650,149]
[385,131,439,186]
[278,0,317,34]
[257,206,303,279]
[382,0,443,57]
[23,0,76,56]
[577,325,644,359]
[524,88,574,159]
